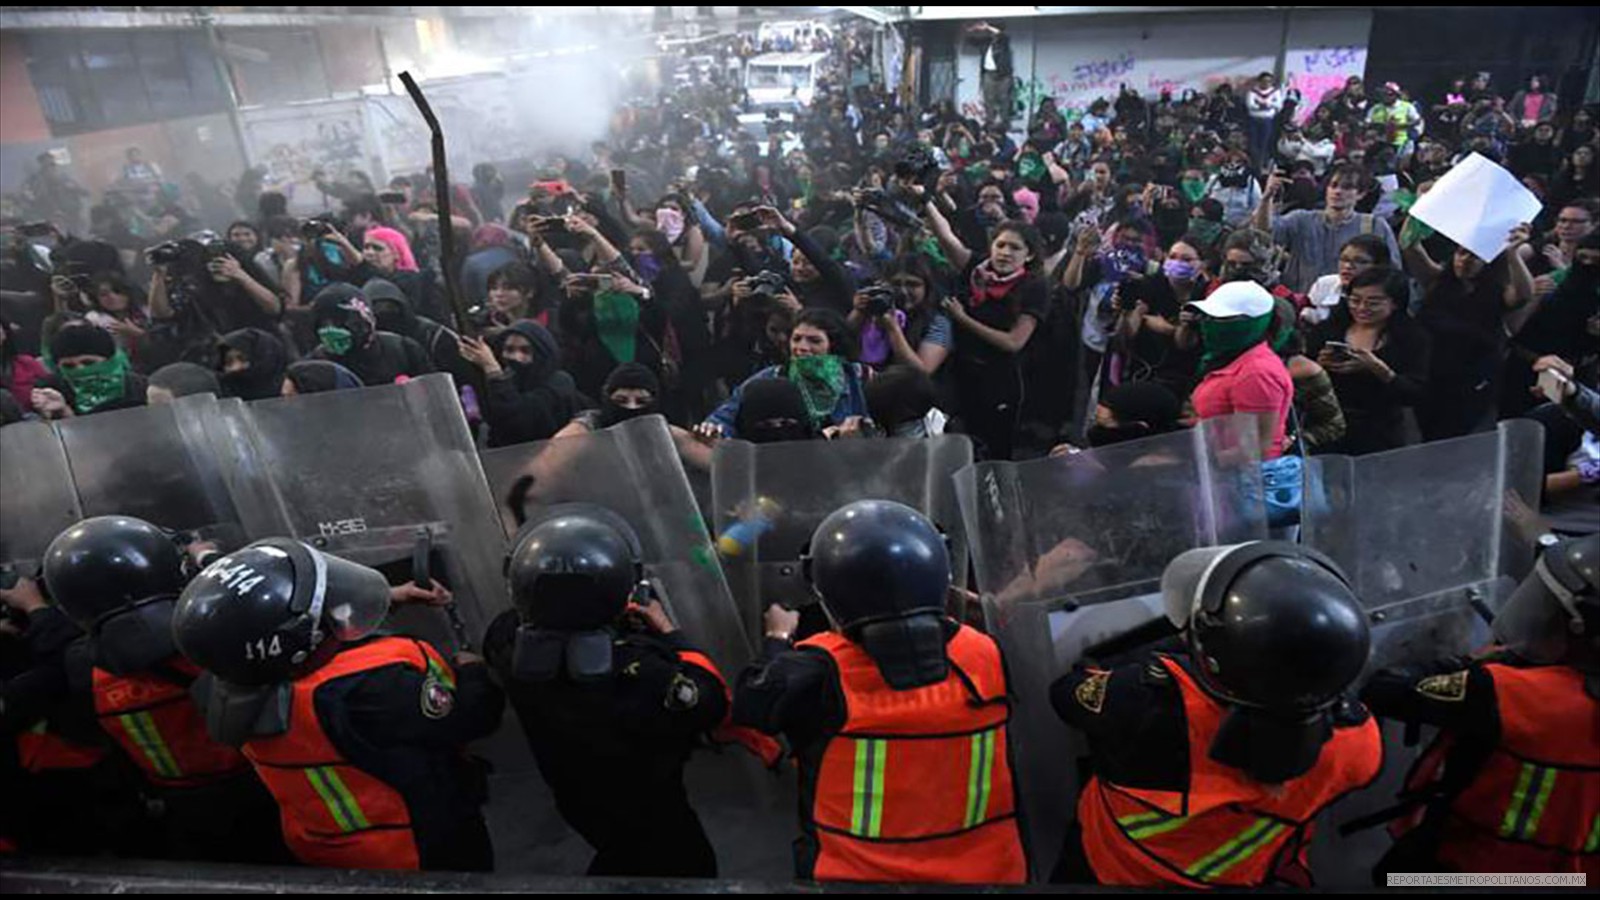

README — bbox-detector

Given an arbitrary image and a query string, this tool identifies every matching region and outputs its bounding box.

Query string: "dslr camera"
[745,270,788,301]
[857,283,904,317]
[299,216,339,241]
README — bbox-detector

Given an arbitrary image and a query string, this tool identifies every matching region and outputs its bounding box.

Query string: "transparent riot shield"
[237,374,509,650]
[1300,419,1545,886]
[479,414,749,674]
[954,414,1269,879]
[0,420,81,572]
[709,434,975,635]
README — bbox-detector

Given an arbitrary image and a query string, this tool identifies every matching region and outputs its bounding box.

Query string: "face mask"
[59,351,130,414]
[373,303,406,336]
[1163,259,1202,281]
[1086,422,1151,448]
[655,208,685,243]
[1189,217,1224,245]
[632,251,663,285]
[1017,153,1047,183]
[318,326,353,356]
[1181,179,1208,204]
[600,401,655,428]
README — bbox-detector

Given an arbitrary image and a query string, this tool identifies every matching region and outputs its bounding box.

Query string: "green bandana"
[1198,312,1273,374]
[58,349,130,414]
[1398,208,1436,249]
[317,326,353,357]
[594,289,640,364]
[1017,153,1047,184]
[1188,217,1224,246]
[1181,178,1208,204]
[915,235,950,268]
[786,354,847,426]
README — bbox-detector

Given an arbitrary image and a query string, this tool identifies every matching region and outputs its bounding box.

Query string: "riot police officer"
[733,499,1028,884]
[1052,542,1383,888]
[483,505,743,878]
[41,515,286,863]
[1363,533,1599,878]
[171,537,502,871]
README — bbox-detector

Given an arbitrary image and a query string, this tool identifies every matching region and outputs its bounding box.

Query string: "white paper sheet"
[1408,153,1544,262]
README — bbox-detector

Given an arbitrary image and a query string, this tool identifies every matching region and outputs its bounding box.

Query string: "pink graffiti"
[1289,73,1350,123]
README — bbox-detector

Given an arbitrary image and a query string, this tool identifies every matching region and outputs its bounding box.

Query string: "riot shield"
[237,374,509,649]
[1299,420,1545,887]
[954,414,1269,879]
[479,414,750,674]
[0,420,81,572]
[708,434,975,632]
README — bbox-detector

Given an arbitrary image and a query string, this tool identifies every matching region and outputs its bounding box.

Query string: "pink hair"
[364,226,418,272]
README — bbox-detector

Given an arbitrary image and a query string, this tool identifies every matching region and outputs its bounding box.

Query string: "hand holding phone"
[1537,367,1573,404]
[1324,341,1354,360]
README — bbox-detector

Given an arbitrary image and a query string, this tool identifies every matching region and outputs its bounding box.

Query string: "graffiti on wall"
[246,108,367,211]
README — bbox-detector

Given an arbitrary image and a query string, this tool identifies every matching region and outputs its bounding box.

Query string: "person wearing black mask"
[1050,380,1183,455]
[730,377,821,444]
[281,359,364,396]
[363,278,472,387]
[458,320,588,447]
[562,362,662,433]
[308,283,433,387]
[215,327,288,401]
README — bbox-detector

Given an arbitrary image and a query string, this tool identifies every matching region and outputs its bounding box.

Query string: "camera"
[858,283,902,317]
[145,238,205,268]
[745,270,788,300]
[299,217,337,241]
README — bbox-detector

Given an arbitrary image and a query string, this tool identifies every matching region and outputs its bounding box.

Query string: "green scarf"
[58,349,131,414]
[1017,152,1047,184]
[1180,178,1208,204]
[1197,313,1273,375]
[1188,217,1224,246]
[915,234,950,269]
[593,289,640,364]
[786,354,847,426]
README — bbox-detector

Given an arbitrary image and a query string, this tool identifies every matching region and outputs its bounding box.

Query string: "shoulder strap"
[1360,214,1374,236]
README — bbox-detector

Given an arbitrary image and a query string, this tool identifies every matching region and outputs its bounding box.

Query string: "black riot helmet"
[1161,542,1370,782]
[804,500,954,690]
[43,516,188,674]
[507,504,643,683]
[173,538,392,687]
[1494,534,1600,697]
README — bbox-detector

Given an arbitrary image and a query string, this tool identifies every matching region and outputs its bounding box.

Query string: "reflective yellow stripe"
[1520,767,1556,840]
[849,738,886,838]
[1500,763,1541,839]
[424,653,456,690]
[118,712,181,779]
[965,729,997,828]
[1184,818,1287,882]
[306,767,357,833]
[320,767,372,830]
[1127,814,1191,841]
[1584,814,1600,854]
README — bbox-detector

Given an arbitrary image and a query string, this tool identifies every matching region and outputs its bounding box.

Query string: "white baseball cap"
[1185,281,1275,319]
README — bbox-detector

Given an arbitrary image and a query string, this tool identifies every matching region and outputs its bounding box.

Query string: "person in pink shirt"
[1184,281,1294,459]
[1,314,50,414]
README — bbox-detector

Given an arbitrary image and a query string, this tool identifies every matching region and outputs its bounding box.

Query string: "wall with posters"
[951,9,1371,125]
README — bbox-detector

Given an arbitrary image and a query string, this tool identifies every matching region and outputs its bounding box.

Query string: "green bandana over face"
[1018,152,1047,184]
[915,234,950,268]
[1198,312,1274,374]
[1181,178,1208,204]
[58,349,130,414]
[318,326,353,357]
[785,354,847,426]
[594,289,640,364]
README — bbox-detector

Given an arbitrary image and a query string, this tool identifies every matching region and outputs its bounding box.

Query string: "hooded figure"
[482,320,589,447]
[309,283,433,387]
[217,328,288,401]
[283,359,364,396]
[733,378,819,443]
[37,322,147,416]
[363,278,472,387]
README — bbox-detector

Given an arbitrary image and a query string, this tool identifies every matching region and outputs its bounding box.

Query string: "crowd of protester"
[2,28,1596,530]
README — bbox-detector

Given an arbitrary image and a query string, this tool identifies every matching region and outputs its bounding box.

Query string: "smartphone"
[530,216,569,234]
[377,191,407,205]
[729,211,762,231]
[1324,341,1354,360]
[610,168,626,195]
[1537,368,1572,404]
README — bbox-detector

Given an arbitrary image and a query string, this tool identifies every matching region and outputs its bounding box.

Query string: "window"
[25,29,227,137]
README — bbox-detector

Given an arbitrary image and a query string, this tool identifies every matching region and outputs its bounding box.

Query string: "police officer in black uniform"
[1360,533,1600,878]
[1051,542,1383,887]
[483,505,730,877]
[172,538,502,871]
[40,516,286,863]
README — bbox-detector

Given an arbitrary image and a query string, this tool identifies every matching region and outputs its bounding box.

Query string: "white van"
[743,51,828,110]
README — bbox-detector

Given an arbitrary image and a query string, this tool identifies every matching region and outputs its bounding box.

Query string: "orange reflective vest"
[1079,655,1383,888]
[676,648,784,768]
[1395,663,1600,876]
[16,721,106,773]
[93,657,250,788]
[797,624,1026,884]
[241,636,454,870]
